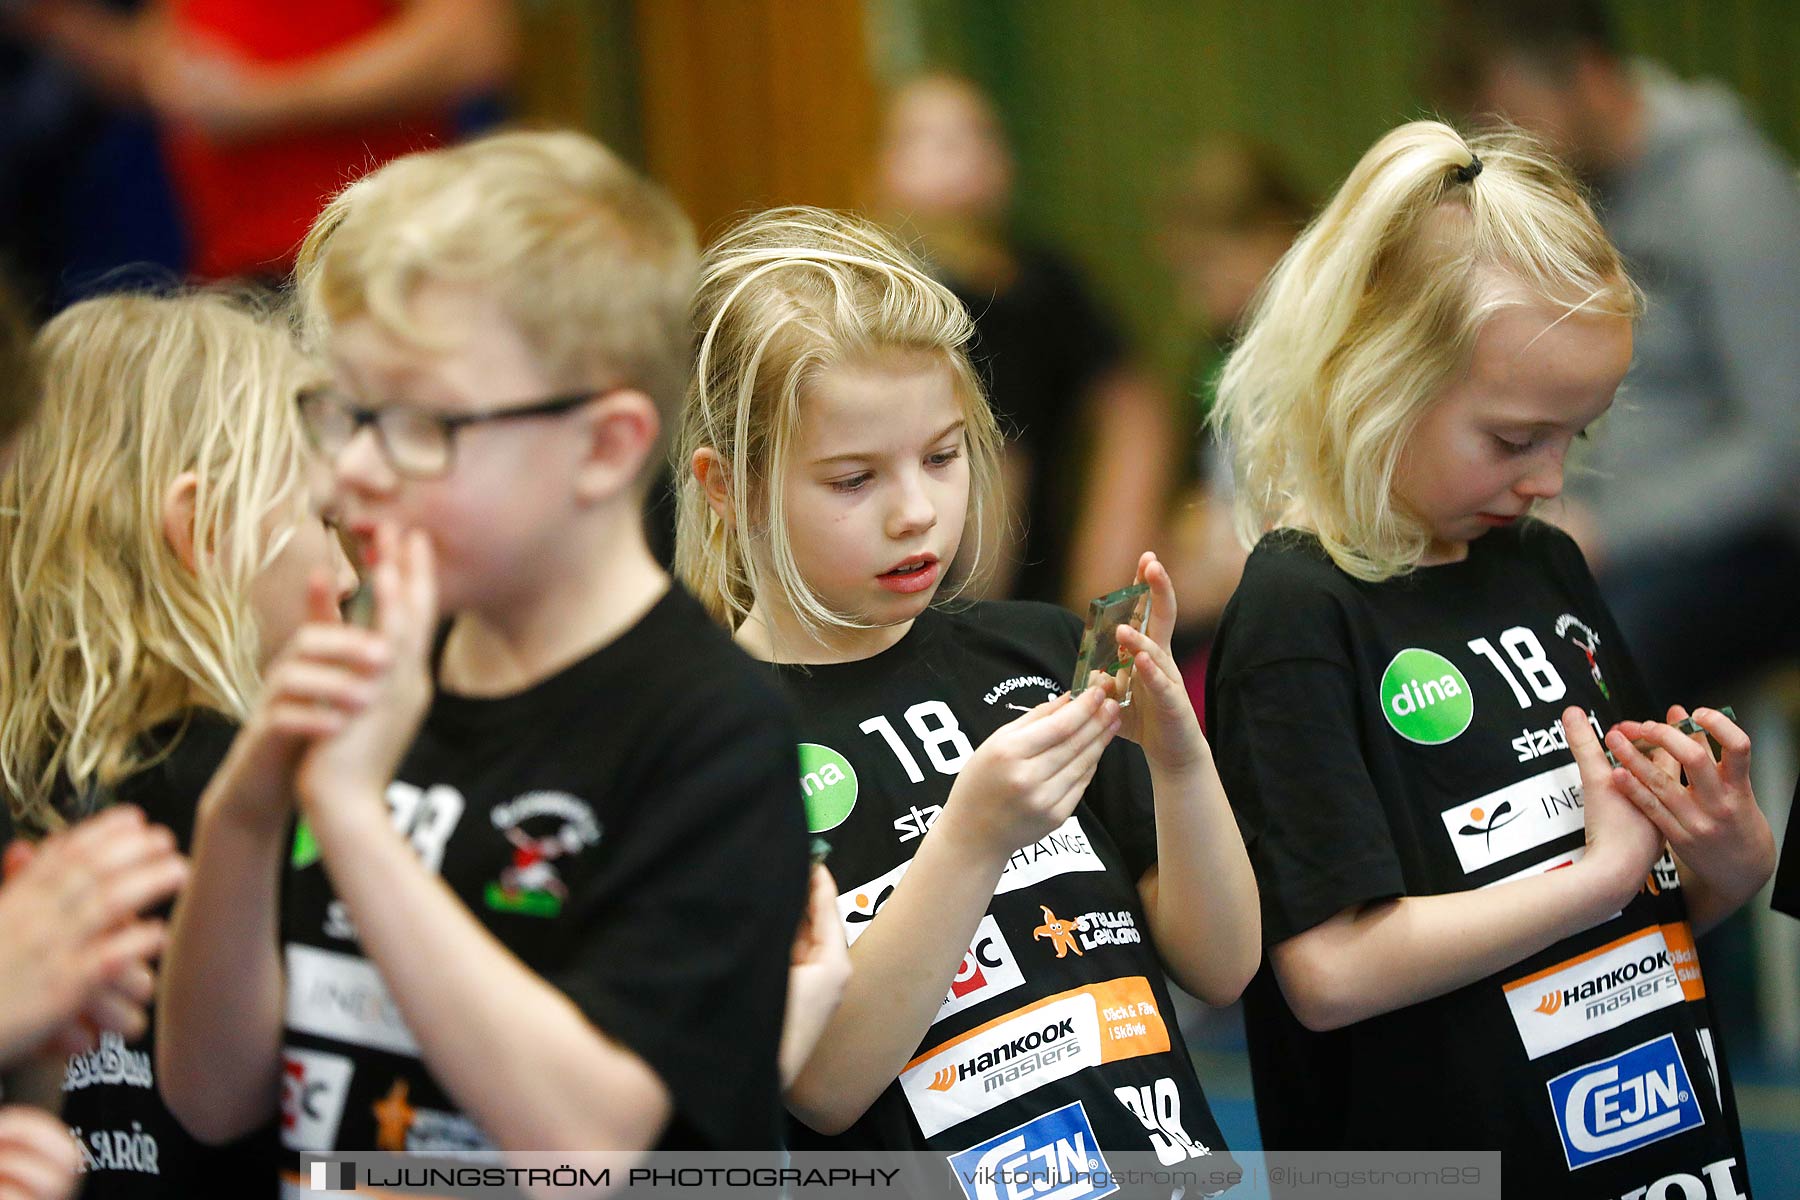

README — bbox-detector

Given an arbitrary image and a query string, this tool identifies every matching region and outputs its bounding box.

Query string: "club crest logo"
[484,792,601,918]
[1556,614,1610,700]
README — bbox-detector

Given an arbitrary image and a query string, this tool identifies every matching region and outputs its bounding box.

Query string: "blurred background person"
[1438,0,1800,711]
[874,72,1176,608]
[1154,136,1310,723]
[11,0,518,284]
[0,0,182,310]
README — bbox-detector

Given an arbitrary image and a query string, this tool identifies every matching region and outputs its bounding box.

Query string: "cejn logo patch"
[1502,924,1704,1060]
[281,1048,353,1151]
[1379,648,1473,745]
[1439,762,1585,874]
[946,1101,1116,1200]
[1547,1034,1705,1170]
[900,977,1169,1138]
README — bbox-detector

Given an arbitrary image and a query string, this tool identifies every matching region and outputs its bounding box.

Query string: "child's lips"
[877,555,940,594]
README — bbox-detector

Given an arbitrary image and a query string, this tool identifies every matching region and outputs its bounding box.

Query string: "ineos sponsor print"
[1440,761,1586,874]
[284,944,420,1057]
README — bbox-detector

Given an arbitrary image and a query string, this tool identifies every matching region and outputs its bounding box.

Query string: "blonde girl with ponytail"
[1206,122,1770,1193]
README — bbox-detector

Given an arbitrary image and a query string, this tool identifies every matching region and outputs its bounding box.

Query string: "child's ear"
[691,447,732,522]
[574,390,660,504]
[160,471,202,573]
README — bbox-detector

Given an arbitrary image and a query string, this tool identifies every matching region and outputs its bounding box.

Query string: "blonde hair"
[296,129,699,443]
[0,292,321,833]
[1213,121,1638,581]
[673,207,1004,636]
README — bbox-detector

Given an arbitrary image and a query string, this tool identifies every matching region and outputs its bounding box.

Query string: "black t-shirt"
[1206,522,1749,1198]
[947,247,1126,605]
[278,585,809,1180]
[774,600,1237,1185]
[57,711,279,1198]
[1773,776,1800,920]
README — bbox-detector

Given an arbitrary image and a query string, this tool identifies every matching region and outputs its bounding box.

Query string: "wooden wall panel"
[632,0,880,241]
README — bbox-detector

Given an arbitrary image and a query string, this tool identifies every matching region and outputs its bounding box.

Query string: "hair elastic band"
[1453,155,1483,184]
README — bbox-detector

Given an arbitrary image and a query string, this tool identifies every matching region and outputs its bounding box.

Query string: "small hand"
[1097,552,1208,774]
[0,807,187,1062]
[0,1105,81,1200]
[1605,705,1775,912]
[295,523,437,811]
[778,863,851,1091]
[935,688,1119,858]
[1562,707,1663,909]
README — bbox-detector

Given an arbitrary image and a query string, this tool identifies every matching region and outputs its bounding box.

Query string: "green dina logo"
[1380,648,1473,744]
[291,819,320,869]
[798,743,858,833]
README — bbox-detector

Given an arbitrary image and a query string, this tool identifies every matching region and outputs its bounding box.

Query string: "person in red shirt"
[16,0,516,279]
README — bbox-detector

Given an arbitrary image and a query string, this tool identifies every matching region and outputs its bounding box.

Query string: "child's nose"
[335,425,396,494]
[887,473,938,538]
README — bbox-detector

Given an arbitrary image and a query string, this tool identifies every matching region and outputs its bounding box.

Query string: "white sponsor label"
[1503,927,1684,1060]
[1481,845,1587,888]
[284,945,419,1057]
[900,976,1169,1139]
[938,916,1026,1024]
[1440,762,1585,874]
[838,817,1107,946]
[995,816,1106,893]
[902,995,1100,1137]
[280,1047,353,1151]
[837,860,909,946]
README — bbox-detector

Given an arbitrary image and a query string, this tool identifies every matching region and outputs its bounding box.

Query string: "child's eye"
[926,446,962,468]
[1493,434,1534,456]
[828,472,872,494]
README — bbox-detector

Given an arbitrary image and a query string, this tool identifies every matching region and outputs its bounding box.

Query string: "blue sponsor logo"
[1548,1034,1705,1170]
[947,1101,1117,1200]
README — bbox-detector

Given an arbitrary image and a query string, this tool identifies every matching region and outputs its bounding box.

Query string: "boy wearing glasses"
[157,131,813,1179]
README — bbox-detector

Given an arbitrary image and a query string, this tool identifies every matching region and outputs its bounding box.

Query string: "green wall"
[892,0,1800,378]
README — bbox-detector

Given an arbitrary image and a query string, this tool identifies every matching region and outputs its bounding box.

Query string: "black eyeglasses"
[298,387,611,479]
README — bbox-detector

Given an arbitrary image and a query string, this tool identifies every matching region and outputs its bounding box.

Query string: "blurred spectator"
[15,0,518,281]
[1439,0,1800,709]
[875,72,1174,608]
[1155,137,1310,723]
[1,0,183,309]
